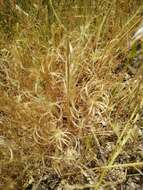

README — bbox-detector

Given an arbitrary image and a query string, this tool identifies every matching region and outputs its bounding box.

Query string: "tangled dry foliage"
[0,0,143,190]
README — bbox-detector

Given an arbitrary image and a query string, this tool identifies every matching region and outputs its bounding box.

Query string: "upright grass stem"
[65,37,71,127]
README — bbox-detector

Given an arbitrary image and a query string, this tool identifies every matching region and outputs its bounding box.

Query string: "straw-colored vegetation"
[0,0,143,189]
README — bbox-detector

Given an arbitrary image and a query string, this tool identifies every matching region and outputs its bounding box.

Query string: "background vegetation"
[0,0,143,189]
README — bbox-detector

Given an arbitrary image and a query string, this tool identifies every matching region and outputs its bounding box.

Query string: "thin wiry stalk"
[65,37,71,127]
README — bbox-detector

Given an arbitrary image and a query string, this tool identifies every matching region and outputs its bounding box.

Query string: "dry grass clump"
[0,1,143,190]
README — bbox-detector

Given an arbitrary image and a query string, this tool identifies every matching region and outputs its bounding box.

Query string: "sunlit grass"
[0,0,143,189]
